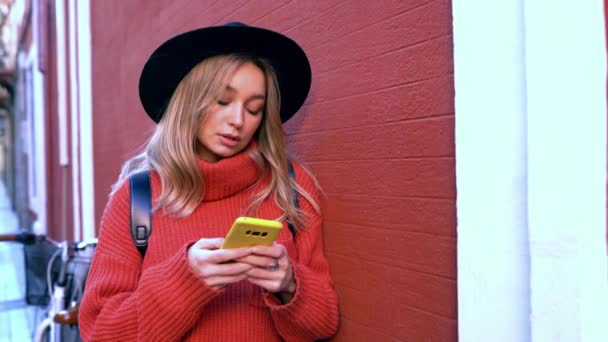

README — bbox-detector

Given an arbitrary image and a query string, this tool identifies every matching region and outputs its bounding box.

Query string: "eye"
[247,107,263,115]
[217,100,230,106]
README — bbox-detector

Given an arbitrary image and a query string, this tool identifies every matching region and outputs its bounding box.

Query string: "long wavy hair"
[113,54,319,229]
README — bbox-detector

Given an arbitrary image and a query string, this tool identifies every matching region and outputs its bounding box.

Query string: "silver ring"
[267,260,279,271]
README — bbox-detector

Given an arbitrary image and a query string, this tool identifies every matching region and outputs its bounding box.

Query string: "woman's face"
[196,62,265,162]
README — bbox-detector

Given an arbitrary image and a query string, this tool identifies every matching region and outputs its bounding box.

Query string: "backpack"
[129,162,299,258]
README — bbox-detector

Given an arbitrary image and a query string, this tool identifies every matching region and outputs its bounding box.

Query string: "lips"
[219,133,240,142]
[218,133,240,147]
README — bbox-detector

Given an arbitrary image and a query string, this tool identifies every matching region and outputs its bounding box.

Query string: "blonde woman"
[79,23,339,341]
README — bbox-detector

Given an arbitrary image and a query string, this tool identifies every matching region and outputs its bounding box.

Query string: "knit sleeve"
[262,162,340,341]
[78,181,222,341]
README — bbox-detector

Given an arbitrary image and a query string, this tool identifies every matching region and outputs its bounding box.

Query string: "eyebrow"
[224,85,265,101]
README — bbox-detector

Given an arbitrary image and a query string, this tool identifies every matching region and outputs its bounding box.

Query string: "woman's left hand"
[237,242,296,299]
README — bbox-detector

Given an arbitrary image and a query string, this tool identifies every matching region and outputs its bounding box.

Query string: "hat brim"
[138,25,311,123]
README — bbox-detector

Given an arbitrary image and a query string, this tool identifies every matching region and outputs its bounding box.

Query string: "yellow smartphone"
[221,217,283,249]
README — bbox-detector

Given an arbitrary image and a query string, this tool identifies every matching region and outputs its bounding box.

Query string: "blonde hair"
[113,54,319,229]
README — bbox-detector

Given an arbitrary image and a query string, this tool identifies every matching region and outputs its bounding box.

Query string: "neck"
[196,147,262,201]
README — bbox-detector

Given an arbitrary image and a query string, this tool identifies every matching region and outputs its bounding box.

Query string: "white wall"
[20,0,48,236]
[454,0,608,341]
[75,0,95,241]
[68,0,81,242]
[28,45,48,236]
[453,0,530,340]
[525,0,608,341]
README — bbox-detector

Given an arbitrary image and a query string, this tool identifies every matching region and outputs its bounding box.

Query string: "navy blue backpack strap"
[287,161,299,238]
[129,171,152,258]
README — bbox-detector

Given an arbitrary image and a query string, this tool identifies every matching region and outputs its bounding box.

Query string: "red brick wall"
[90,1,456,339]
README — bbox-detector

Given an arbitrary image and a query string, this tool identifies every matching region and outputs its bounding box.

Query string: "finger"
[202,262,253,277]
[188,246,252,269]
[194,238,225,250]
[246,277,282,293]
[246,266,284,279]
[209,247,253,263]
[250,243,285,258]
[236,254,275,268]
[206,274,249,289]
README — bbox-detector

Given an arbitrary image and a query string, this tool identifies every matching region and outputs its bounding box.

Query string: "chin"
[213,147,243,159]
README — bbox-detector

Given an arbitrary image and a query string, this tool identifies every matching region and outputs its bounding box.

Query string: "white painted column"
[453,0,530,341]
[55,0,68,167]
[525,0,608,341]
[75,0,95,241]
[67,0,81,241]
[30,40,48,236]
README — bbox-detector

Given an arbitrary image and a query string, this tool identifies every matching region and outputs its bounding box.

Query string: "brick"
[309,158,455,199]
[286,0,438,50]
[323,195,455,236]
[308,0,453,74]
[326,223,456,278]
[309,36,453,104]
[287,116,455,161]
[332,317,401,342]
[394,304,457,341]
[256,0,346,32]
[333,280,457,340]
[284,76,455,134]
[328,254,456,318]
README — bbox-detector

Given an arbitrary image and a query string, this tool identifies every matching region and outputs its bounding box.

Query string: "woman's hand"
[187,238,254,290]
[238,243,296,302]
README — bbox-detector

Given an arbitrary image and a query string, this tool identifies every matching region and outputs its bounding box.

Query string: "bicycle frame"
[34,241,69,342]
[35,239,97,342]
[0,231,96,342]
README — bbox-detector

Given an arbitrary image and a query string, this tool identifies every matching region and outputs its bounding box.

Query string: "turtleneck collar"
[196,143,262,201]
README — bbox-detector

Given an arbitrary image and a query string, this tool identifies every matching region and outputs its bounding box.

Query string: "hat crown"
[223,22,248,27]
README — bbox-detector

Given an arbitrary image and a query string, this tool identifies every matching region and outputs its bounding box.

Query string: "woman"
[79,22,339,341]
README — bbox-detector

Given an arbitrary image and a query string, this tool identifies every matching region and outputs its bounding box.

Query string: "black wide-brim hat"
[139,22,311,124]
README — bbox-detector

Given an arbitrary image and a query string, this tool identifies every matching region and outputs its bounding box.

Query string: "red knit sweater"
[79,149,339,341]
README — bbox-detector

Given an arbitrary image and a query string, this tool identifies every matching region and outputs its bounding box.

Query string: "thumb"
[194,237,224,250]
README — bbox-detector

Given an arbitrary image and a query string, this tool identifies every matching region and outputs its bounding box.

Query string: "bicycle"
[0,230,97,342]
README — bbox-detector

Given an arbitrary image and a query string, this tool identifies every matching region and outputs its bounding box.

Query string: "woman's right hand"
[187,238,254,289]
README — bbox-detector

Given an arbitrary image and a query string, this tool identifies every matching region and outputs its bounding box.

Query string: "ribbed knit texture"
[79,147,339,342]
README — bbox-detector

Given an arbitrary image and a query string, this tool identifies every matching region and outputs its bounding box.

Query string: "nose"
[228,103,244,128]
